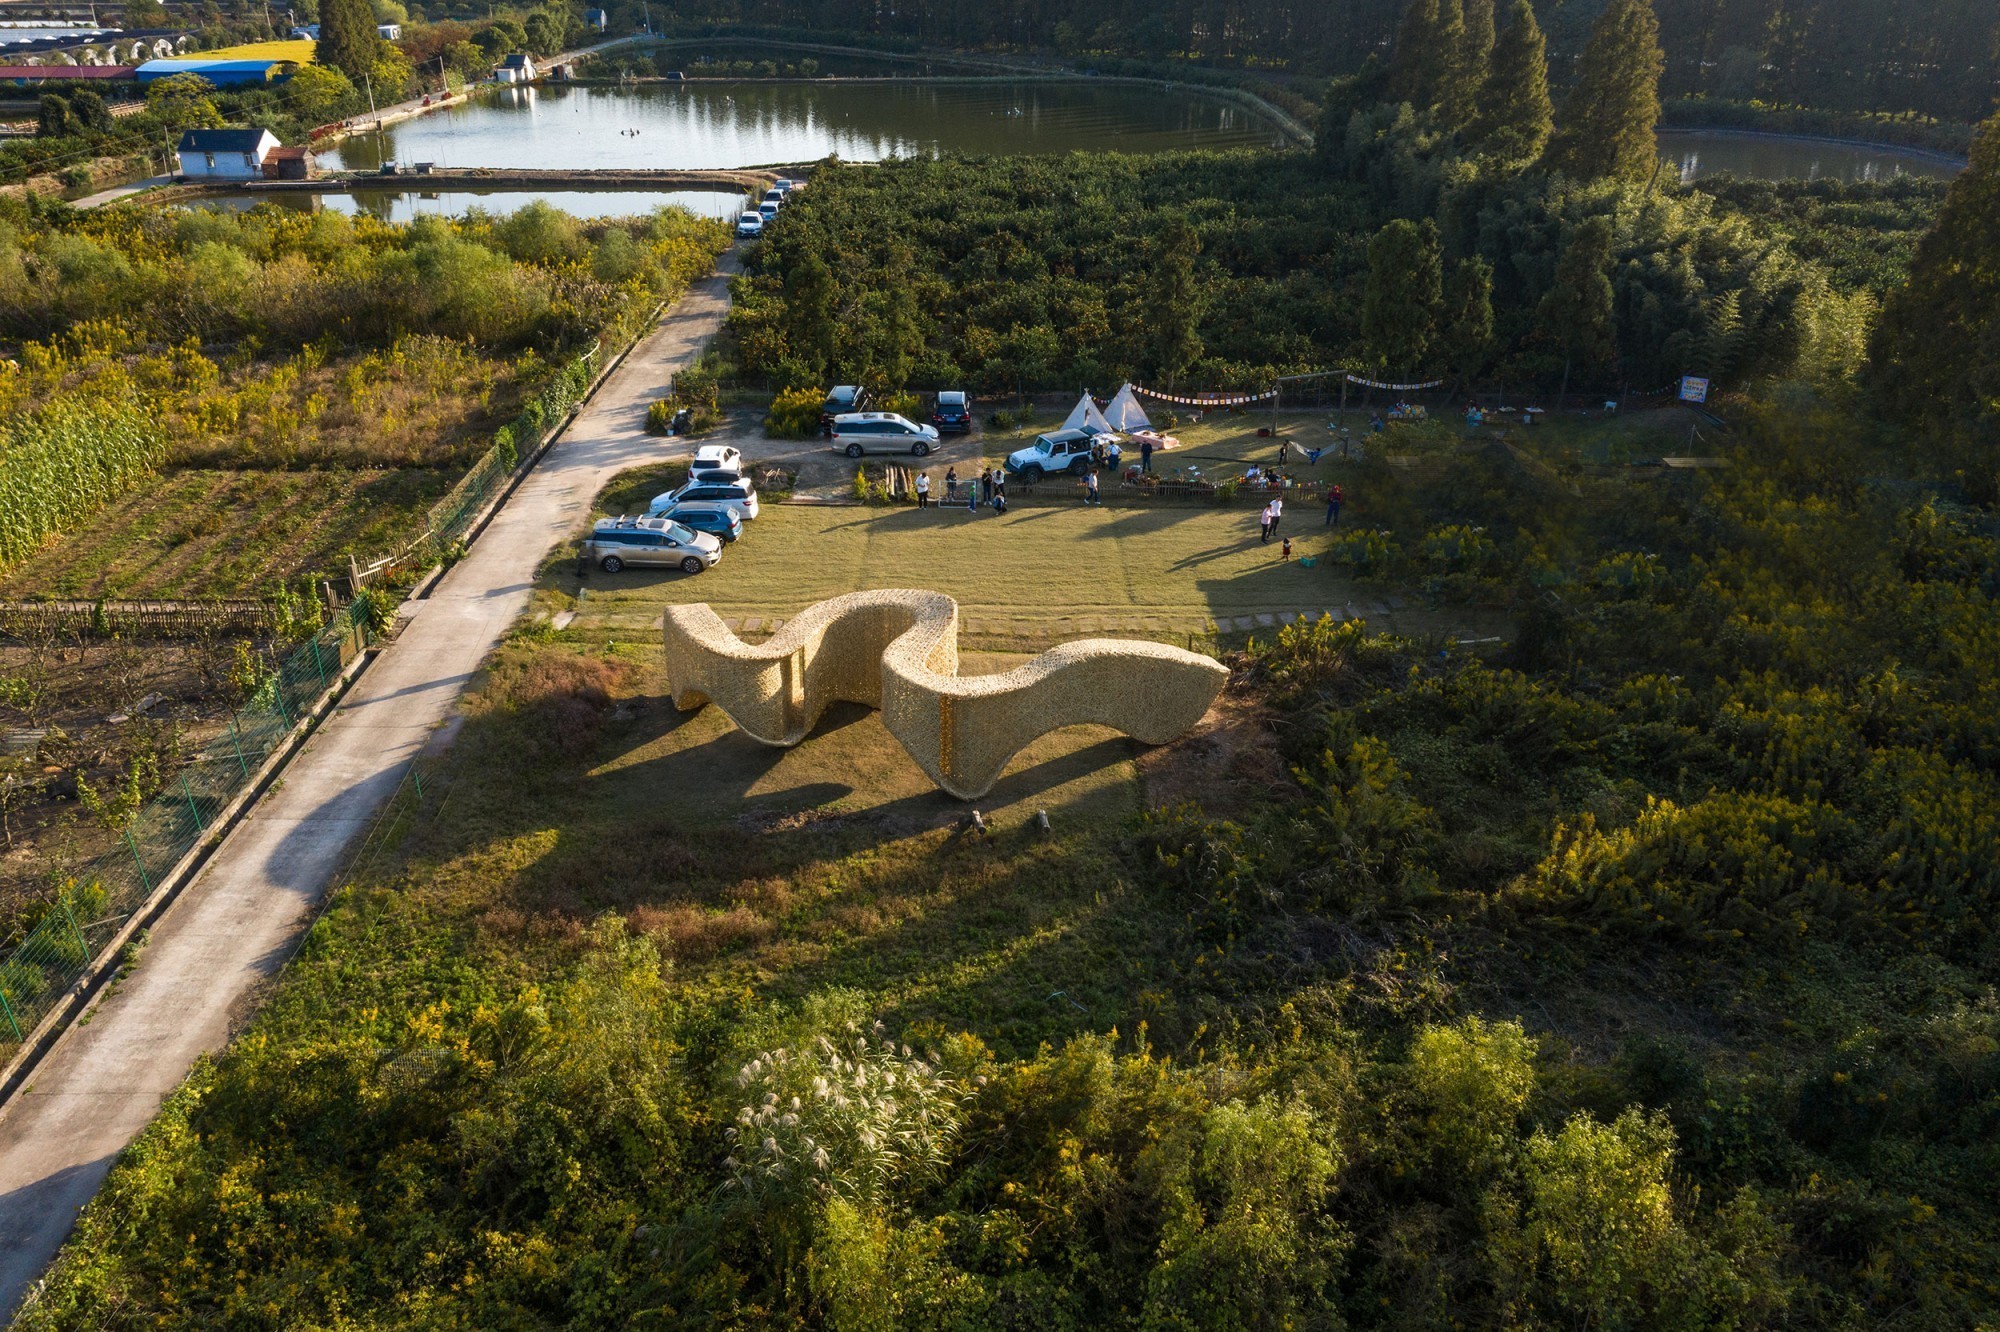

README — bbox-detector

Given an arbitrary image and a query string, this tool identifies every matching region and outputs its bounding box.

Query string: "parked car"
[820,384,871,430]
[757,199,780,222]
[773,177,796,194]
[648,475,761,522]
[831,412,941,458]
[583,517,721,574]
[693,444,743,473]
[658,505,743,543]
[932,390,973,434]
[736,211,764,238]
[761,188,784,207]
[1004,428,1102,482]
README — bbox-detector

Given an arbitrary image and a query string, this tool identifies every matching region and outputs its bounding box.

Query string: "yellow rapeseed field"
[186,38,317,63]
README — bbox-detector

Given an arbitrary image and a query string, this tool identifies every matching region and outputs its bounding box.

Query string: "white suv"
[831,412,941,458]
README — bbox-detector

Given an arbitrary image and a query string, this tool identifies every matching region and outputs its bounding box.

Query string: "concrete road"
[70,175,172,210]
[0,258,737,1322]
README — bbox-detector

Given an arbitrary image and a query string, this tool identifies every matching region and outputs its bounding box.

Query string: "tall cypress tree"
[1538,216,1617,402]
[1543,0,1664,180]
[1440,0,1494,128]
[316,0,379,82]
[1867,112,2000,427]
[1470,0,1553,165]
[1147,217,1205,388]
[1444,256,1496,390]
[1390,0,1444,109]
[1362,218,1445,373]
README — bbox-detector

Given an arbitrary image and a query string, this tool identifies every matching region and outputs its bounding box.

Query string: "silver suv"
[831,411,941,458]
[582,517,722,574]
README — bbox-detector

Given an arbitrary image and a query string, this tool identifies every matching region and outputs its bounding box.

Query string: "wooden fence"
[0,599,274,639]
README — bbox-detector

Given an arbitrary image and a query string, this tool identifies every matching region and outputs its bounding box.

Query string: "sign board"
[1678,376,1710,404]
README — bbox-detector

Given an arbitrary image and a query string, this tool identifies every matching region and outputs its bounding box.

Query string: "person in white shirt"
[915,471,931,508]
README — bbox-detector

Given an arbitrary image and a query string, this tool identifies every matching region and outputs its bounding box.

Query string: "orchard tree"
[1544,0,1665,180]
[1470,0,1553,166]
[144,72,223,132]
[1362,217,1444,373]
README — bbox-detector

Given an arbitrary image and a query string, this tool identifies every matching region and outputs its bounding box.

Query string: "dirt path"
[0,254,740,1322]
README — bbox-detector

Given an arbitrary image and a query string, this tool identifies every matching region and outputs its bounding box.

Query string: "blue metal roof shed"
[136,58,286,87]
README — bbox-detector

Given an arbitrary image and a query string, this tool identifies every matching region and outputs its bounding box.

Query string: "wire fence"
[0,602,375,1055]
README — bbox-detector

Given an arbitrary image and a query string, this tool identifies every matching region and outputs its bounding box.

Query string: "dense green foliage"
[0,196,727,577]
[22,389,2000,1326]
[727,153,1937,394]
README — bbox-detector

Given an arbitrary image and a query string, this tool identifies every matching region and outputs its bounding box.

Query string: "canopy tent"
[1102,382,1151,433]
[1062,392,1115,435]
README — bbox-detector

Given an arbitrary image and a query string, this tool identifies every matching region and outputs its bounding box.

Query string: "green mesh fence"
[0,603,374,1053]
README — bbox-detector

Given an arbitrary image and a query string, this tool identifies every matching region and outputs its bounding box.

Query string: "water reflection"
[316,80,1287,173]
[1659,130,1961,184]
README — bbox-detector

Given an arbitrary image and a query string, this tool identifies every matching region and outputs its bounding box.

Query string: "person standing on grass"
[945,466,958,504]
[1140,436,1154,473]
[915,471,931,508]
[1281,536,1293,561]
[1269,494,1284,539]
[1085,469,1100,505]
[1278,436,1291,466]
[967,473,978,513]
[1326,483,1343,527]
[993,469,1006,505]
[1260,501,1275,543]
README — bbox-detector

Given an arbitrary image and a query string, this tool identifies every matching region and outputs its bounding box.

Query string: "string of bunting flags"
[1344,373,1447,391]
[1132,385,1278,407]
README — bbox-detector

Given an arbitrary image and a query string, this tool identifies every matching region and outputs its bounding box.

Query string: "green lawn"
[0,468,453,600]
[567,424,1512,648]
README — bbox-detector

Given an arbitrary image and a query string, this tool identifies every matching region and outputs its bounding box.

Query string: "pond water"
[1659,129,1961,183]
[191,187,752,223]
[313,79,1287,173]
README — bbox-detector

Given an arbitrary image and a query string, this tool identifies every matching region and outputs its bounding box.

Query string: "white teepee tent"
[1062,392,1115,435]
[1102,382,1152,432]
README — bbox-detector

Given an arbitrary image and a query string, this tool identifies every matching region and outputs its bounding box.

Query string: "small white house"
[376,22,401,39]
[495,52,536,83]
[176,128,281,180]
[290,23,319,38]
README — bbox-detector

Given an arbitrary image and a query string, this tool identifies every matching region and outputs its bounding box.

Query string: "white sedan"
[735,211,763,238]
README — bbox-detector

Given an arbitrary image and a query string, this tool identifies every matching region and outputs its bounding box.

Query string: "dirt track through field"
[0,254,741,1322]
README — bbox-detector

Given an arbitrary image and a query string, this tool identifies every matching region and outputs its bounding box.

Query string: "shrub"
[766,386,824,438]
[1330,527,1397,574]
[1401,1016,1538,1174]
[645,399,675,434]
[1419,523,1495,573]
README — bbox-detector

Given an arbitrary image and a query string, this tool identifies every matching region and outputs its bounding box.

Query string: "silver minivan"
[830,411,941,458]
[582,517,721,574]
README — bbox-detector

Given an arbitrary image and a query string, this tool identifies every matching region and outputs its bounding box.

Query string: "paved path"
[71,174,172,210]
[0,257,737,1323]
